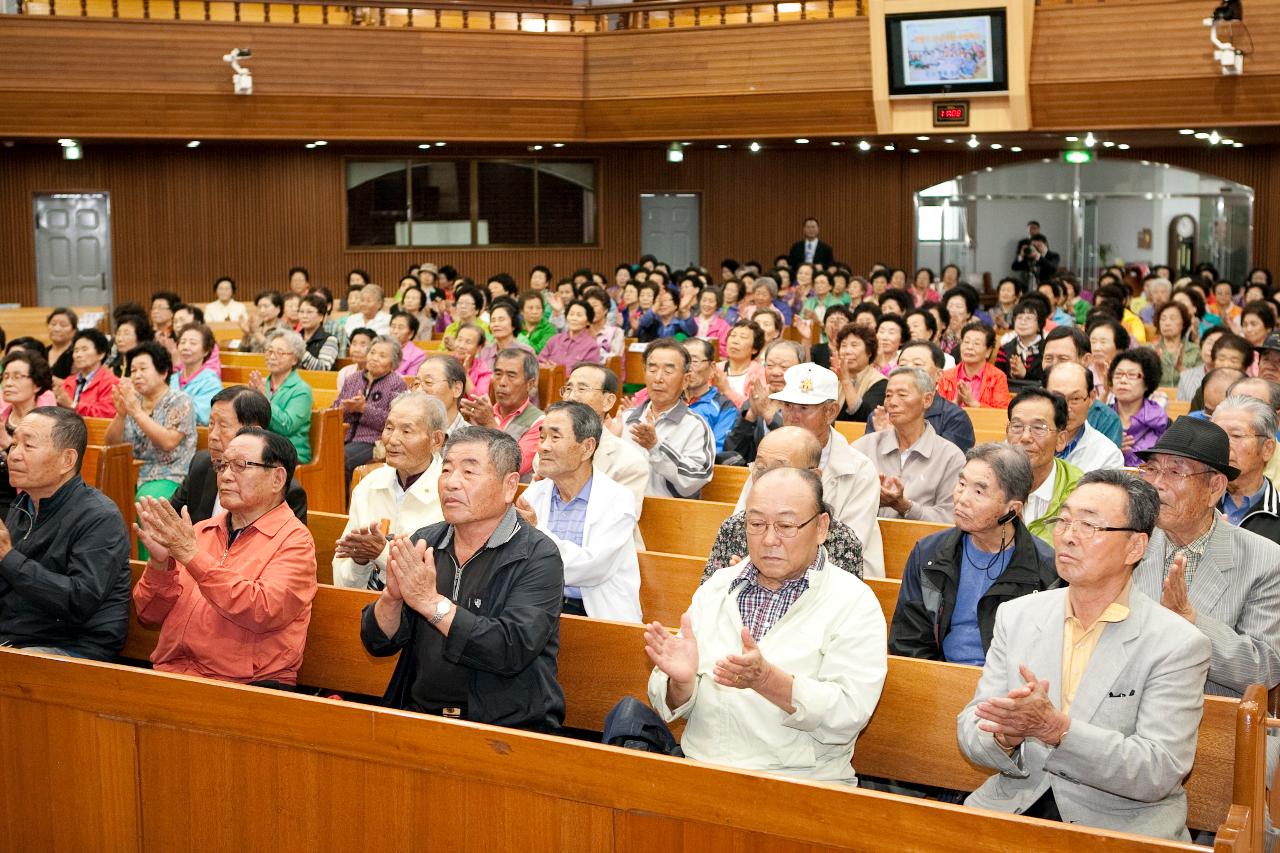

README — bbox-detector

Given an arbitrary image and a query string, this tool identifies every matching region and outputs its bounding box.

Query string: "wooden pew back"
[699,464,749,504]
[880,518,949,580]
[295,408,345,513]
[637,496,735,558]
[0,646,1216,853]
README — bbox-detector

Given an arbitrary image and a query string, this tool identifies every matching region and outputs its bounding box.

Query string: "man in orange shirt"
[133,427,316,686]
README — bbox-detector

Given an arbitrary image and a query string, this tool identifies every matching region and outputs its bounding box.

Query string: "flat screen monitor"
[885,8,1009,97]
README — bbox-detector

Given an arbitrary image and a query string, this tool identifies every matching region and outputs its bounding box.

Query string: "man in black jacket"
[361,425,565,731]
[787,217,834,271]
[0,407,130,659]
[1214,394,1280,544]
[890,443,1059,664]
[171,385,307,524]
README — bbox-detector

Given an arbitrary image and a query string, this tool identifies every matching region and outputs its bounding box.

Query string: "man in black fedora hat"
[1132,415,1280,700]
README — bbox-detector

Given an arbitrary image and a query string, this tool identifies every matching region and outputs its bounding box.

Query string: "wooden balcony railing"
[11,0,866,30]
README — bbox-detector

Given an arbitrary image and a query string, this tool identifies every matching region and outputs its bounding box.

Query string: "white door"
[34,192,113,308]
[641,193,700,270]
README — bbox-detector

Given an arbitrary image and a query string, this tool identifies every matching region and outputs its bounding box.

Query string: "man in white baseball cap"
[735,362,885,578]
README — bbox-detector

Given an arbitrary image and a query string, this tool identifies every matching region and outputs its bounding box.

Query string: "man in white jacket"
[516,401,642,623]
[332,393,445,589]
[646,466,887,783]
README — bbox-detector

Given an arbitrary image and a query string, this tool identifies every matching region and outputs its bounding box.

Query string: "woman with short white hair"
[249,328,314,463]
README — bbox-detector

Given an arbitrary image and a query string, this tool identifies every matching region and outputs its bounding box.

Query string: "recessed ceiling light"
[1065,136,1079,142]
[304,143,316,149]
[680,142,692,147]
[830,141,845,147]
[1118,143,1131,150]
[749,141,761,153]
[909,148,920,154]
[916,135,931,141]
[1208,130,1222,145]
[1221,138,1235,145]
[1083,132,1097,148]
[418,144,431,149]
[884,144,896,151]
[313,140,327,146]
[794,138,809,144]
[1010,146,1023,153]
[435,142,446,147]
[990,143,1003,150]
[186,140,201,148]
[1233,142,1245,148]
[1102,141,1116,148]
[966,135,980,149]
[944,138,955,144]
[1179,129,1196,135]
[57,138,75,147]
[857,140,871,151]
[716,144,730,149]
[1194,132,1210,140]
[530,144,544,151]
[553,143,565,148]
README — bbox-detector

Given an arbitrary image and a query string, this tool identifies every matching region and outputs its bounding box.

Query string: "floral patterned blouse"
[126,389,196,485]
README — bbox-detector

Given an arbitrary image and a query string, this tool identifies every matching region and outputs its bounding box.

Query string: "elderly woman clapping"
[249,329,314,464]
[335,334,407,488]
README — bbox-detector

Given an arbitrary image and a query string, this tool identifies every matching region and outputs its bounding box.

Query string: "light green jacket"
[1026,457,1083,545]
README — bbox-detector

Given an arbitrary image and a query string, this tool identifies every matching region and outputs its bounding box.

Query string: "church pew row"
[108,565,1265,849]
[699,464,749,504]
[0,305,108,342]
[1,647,1242,853]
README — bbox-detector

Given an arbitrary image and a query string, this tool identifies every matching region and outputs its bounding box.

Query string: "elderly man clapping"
[333,393,447,589]
[645,466,886,784]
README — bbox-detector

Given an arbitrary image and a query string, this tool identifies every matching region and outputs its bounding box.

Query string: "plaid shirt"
[1162,513,1217,591]
[729,547,825,641]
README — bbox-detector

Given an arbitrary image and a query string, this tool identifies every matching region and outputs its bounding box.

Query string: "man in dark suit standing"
[787,218,834,271]
[171,385,308,523]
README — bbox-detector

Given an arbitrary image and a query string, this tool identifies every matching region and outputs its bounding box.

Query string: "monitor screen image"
[886,9,1009,96]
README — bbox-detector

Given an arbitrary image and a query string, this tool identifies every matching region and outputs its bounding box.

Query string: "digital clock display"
[933,100,970,127]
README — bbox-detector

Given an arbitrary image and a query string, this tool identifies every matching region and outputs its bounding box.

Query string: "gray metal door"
[34,192,113,308]
[641,193,699,270]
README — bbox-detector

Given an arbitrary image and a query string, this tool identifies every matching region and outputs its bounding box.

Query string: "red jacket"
[63,368,120,419]
[937,362,1010,410]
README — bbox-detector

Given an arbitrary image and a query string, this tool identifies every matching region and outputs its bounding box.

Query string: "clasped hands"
[644,614,774,692]
[135,496,199,566]
[335,522,387,565]
[975,664,1070,749]
[381,534,445,617]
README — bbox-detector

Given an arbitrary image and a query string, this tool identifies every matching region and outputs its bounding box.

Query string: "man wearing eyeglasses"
[1131,416,1280,700]
[621,339,714,499]
[0,407,131,661]
[1043,363,1123,474]
[1213,394,1280,544]
[1006,388,1083,545]
[646,466,886,783]
[681,338,736,453]
[170,385,307,524]
[413,355,467,436]
[133,427,317,686]
[961,469,1210,840]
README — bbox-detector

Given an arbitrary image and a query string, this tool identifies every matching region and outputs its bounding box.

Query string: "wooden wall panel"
[1,142,1278,310]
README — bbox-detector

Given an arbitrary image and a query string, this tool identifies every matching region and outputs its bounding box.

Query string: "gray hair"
[264,328,306,365]
[28,406,88,475]
[424,354,466,391]
[752,466,825,516]
[887,365,935,394]
[390,391,448,435]
[454,322,487,347]
[496,347,538,383]
[1077,468,1161,536]
[762,339,804,364]
[1227,376,1280,412]
[363,283,385,303]
[443,425,521,478]
[965,442,1034,504]
[754,276,779,298]
[545,400,602,453]
[1215,394,1279,438]
[371,334,404,369]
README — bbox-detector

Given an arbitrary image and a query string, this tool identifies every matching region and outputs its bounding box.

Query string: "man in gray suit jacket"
[1132,417,1280,698]
[959,470,1211,841]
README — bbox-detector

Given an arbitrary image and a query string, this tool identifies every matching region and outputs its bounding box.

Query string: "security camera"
[221,48,253,95]
[1204,2,1245,76]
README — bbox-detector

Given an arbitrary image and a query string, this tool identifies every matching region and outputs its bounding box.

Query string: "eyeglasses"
[686,357,710,366]
[560,383,604,396]
[1112,370,1144,382]
[1137,464,1214,484]
[1006,420,1055,439]
[744,511,822,539]
[1221,432,1269,442]
[212,458,280,475]
[1046,515,1140,539]
[0,372,32,383]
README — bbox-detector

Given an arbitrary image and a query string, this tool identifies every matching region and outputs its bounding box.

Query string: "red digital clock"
[933,101,970,127]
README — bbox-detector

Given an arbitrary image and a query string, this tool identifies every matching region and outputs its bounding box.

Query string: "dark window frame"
[343,156,599,251]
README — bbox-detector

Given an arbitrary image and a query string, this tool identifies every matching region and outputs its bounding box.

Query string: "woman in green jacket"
[252,329,314,463]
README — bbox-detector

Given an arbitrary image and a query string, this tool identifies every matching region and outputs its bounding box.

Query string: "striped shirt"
[729,547,825,641]
[548,476,593,599]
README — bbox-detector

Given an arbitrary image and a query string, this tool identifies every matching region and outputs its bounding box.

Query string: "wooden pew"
[880,518,950,580]
[1168,399,1192,419]
[638,496,735,558]
[351,461,384,491]
[306,510,348,586]
[295,408,344,514]
[537,363,567,410]
[964,407,1009,434]
[108,572,1267,848]
[80,443,135,524]
[0,649,1227,853]
[699,464,748,503]
[0,304,107,341]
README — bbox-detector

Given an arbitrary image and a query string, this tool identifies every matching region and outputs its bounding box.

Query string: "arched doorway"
[913,159,1254,287]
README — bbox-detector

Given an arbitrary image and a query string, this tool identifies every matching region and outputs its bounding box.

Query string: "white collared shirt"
[1024,463,1058,525]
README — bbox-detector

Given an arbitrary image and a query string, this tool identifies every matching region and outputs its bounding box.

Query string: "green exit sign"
[1062,150,1095,164]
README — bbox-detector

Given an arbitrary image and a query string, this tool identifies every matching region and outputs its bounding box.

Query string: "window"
[346,158,597,248]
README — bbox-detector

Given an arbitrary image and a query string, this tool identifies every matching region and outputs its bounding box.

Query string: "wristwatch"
[428,598,452,626]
